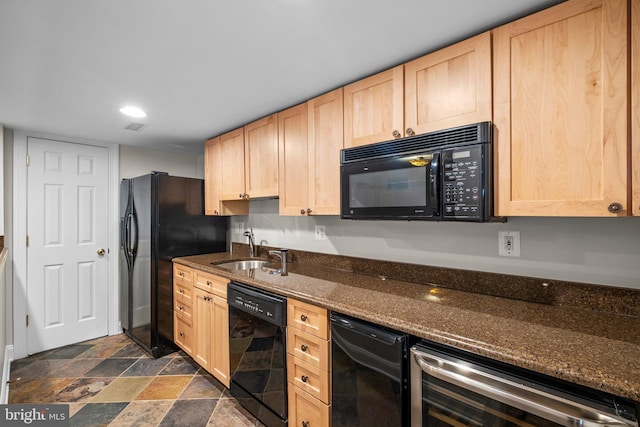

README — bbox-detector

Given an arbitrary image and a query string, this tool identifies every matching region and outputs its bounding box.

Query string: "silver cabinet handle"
[412,349,637,427]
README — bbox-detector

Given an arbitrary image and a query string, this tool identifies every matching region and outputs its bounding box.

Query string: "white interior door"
[27,137,110,354]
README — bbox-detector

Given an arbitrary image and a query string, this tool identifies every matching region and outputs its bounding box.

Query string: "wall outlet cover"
[498,231,521,257]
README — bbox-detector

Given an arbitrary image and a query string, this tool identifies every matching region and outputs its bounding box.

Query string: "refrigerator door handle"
[129,211,138,257]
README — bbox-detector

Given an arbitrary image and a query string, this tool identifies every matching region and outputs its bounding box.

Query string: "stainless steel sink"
[213,259,275,271]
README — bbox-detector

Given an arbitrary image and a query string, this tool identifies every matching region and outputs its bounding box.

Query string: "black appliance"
[340,121,492,221]
[331,312,409,427]
[410,342,639,427]
[120,172,228,357]
[228,282,288,427]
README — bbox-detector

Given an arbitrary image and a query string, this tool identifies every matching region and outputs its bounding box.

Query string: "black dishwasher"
[228,282,287,427]
[331,312,409,427]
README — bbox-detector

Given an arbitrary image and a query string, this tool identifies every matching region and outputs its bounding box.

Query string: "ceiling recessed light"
[120,106,147,118]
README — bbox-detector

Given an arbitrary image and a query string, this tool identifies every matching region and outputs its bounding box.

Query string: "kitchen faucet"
[244,228,255,258]
[268,248,288,276]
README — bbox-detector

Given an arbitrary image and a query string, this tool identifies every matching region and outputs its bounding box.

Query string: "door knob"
[97,248,106,256]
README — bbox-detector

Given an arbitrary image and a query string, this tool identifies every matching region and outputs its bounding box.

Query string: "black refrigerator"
[120,172,229,357]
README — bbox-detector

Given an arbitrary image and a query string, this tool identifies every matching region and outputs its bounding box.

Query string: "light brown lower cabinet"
[287,298,331,427]
[173,264,194,356]
[173,264,230,388]
[289,385,330,427]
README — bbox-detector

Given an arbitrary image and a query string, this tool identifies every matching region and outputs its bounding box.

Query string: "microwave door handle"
[430,152,440,214]
[413,352,637,427]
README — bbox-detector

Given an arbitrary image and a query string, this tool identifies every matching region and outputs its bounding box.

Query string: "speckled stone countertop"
[174,245,640,402]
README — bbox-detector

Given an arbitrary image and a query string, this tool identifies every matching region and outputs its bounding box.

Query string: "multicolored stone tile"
[135,375,192,400]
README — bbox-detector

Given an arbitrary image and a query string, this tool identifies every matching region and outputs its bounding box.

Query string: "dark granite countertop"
[174,248,640,402]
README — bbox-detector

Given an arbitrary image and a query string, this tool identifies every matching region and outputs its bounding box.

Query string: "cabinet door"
[278,103,310,215]
[633,0,640,216]
[174,311,193,355]
[245,114,279,198]
[494,0,628,216]
[204,137,222,215]
[211,294,230,388]
[308,88,344,215]
[288,385,330,427]
[193,287,212,370]
[219,128,246,201]
[344,65,404,148]
[405,31,492,135]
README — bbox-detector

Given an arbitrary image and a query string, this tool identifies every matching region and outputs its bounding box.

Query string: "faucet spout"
[243,228,255,258]
[268,248,289,276]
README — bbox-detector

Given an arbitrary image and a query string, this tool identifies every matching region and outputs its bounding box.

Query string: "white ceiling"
[0,0,563,154]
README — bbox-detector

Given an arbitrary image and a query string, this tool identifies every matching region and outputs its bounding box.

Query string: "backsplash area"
[229,199,640,290]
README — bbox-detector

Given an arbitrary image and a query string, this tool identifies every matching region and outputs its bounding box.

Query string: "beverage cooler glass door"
[410,345,638,427]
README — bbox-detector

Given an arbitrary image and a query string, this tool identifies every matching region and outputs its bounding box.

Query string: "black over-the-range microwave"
[340,121,493,222]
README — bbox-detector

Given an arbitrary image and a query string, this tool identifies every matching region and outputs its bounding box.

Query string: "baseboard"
[1,345,14,404]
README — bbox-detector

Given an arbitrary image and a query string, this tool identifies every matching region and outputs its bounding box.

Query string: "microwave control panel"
[442,145,486,220]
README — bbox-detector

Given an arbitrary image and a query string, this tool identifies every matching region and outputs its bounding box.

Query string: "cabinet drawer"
[289,384,330,427]
[174,298,192,321]
[174,281,193,305]
[174,264,193,286]
[194,270,228,298]
[288,298,328,339]
[287,354,330,404]
[287,327,329,372]
[174,311,193,355]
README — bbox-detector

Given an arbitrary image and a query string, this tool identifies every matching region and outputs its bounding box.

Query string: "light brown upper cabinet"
[343,66,404,148]
[279,89,344,216]
[205,115,278,215]
[244,114,279,199]
[307,89,344,215]
[404,31,492,137]
[344,32,491,148]
[278,103,309,215]
[205,133,249,216]
[493,0,629,216]
[204,137,222,216]
[219,128,246,201]
[633,0,640,216]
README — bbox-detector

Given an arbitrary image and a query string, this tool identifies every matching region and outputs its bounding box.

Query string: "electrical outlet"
[498,231,520,257]
[315,225,326,240]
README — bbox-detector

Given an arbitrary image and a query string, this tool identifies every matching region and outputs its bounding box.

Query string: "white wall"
[230,199,640,290]
[119,145,202,180]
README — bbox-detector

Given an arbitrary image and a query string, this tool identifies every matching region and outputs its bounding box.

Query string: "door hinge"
[26,154,30,166]
[26,315,29,327]
[26,235,29,247]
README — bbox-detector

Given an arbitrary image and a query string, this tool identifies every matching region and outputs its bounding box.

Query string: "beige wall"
[119,145,202,180]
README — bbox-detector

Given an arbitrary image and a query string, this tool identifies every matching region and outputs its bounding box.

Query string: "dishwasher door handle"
[412,349,637,427]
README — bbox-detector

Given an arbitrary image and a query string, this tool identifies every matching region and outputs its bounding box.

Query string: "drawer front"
[174,311,193,355]
[174,297,192,321]
[174,264,193,286]
[289,384,330,427]
[288,298,328,339]
[194,270,228,298]
[287,354,330,404]
[287,328,329,372]
[174,281,193,305]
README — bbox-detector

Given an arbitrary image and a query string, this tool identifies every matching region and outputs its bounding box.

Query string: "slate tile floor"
[8,334,264,426]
